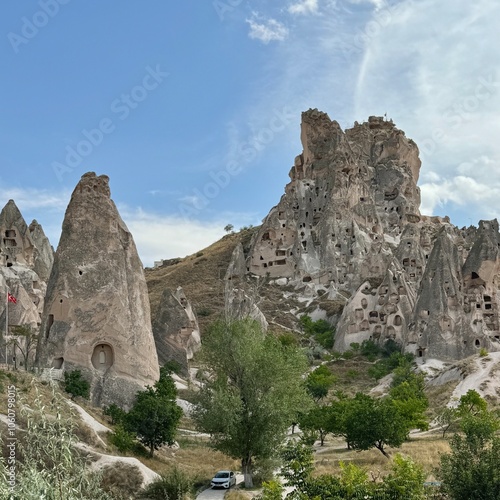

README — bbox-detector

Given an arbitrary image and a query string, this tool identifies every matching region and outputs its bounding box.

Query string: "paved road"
[196,474,244,499]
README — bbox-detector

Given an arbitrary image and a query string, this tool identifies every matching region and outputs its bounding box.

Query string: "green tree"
[126,367,182,457]
[63,369,90,399]
[279,441,314,492]
[305,365,336,401]
[192,319,311,487]
[344,393,409,457]
[439,409,500,499]
[224,224,234,233]
[389,371,428,432]
[298,404,332,446]
[457,389,487,415]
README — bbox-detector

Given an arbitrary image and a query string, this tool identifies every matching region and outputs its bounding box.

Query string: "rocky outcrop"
[36,172,159,408]
[244,109,500,360]
[152,286,201,376]
[0,200,53,364]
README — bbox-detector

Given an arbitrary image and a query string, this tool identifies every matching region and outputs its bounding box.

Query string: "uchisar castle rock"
[2,110,499,409]
[241,109,500,360]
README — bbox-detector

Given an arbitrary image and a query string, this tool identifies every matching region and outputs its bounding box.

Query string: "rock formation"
[36,172,159,408]
[243,109,500,360]
[0,200,53,364]
[152,286,201,376]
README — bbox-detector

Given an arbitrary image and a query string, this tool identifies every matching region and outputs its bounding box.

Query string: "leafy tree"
[383,454,426,500]
[10,324,38,371]
[436,406,459,438]
[344,393,409,457]
[305,365,336,401]
[63,369,90,399]
[279,441,314,492]
[298,404,332,446]
[389,371,428,432]
[192,319,311,487]
[224,224,234,233]
[457,389,487,415]
[103,403,127,425]
[126,367,182,457]
[439,409,500,499]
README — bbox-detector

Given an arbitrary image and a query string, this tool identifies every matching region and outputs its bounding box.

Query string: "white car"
[211,470,236,489]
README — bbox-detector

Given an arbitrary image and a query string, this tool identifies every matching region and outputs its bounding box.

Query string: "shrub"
[259,480,284,500]
[63,369,90,399]
[163,359,183,375]
[100,462,143,499]
[196,307,212,317]
[109,424,135,453]
[139,467,193,500]
[479,347,488,357]
[104,404,127,425]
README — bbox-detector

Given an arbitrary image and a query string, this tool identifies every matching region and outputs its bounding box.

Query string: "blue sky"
[1,0,499,266]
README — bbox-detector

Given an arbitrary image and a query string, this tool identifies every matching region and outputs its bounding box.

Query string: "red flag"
[7,293,16,304]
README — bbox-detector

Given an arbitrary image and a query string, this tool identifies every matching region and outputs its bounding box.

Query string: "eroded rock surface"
[152,286,201,376]
[244,109,500,360]
[36,172,159,408]
[0,201,53,363]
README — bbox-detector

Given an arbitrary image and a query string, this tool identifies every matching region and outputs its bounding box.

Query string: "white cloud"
[246,16,289,44]
[288,0,319,15]
[118,205,258,267]
[352,0,500,226]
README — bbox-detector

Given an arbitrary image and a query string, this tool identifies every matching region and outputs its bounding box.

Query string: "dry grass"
[425,380,458,419]
[313,434,450,482]
[145,228,258,333]
[137,434,239,488]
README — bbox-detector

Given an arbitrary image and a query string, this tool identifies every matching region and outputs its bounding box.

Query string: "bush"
[299,315,335,349]
[100,462,143,499]
[259,480,284,500]
[64,369,90,399]
[108,424,135,453]
[163,359,183,375]
[104,404,127,425]
[479,347,488,357]
[139,467,193,500]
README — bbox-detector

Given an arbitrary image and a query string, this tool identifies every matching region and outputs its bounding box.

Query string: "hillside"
[145,228,258,333]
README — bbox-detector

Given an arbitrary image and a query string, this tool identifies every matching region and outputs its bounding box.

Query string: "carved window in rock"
[52,357,64,369]
[475,339,481,348]
[394,315,403,326]
[91,344,114,372]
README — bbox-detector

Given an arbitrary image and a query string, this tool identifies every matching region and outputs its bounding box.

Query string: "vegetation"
[191,318,311,487]
[63,369,90,399]
[279,441,427,499]
[9,324,38,371]
[139,467,194,500]
[305,365,336,401]
[0,387,110,499]
[299,315,335,349]
[439,399,500,499]
[126,366,183,457]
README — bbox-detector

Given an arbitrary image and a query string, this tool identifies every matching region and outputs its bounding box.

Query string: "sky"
[1,0,499,266]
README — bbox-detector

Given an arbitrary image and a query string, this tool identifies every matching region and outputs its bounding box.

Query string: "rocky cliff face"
[245,109,500,360]
[0,200,54,363]
[36,172,159,408]
[152,286,201,376]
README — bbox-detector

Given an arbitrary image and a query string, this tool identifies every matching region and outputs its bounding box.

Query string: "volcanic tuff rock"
[0,201,54,362]
[36,172,159,408]
[152,286,201,376]
[244,109,500,360]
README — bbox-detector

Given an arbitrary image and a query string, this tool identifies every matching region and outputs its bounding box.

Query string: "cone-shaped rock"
[36,172,159,408]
